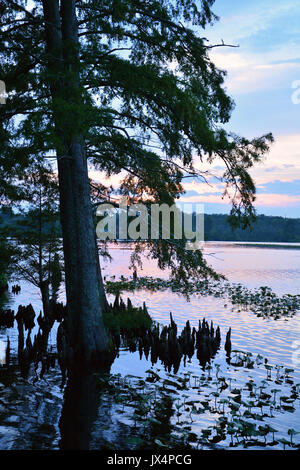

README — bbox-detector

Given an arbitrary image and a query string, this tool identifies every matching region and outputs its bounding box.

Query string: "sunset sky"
[87,0,300,218]
[180,0,300,217]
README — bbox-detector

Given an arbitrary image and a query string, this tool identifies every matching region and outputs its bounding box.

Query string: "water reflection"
[0,243,299,449]
[0,340,6,366]
[100,242,300,296]
[60,369,108,450]
[0,293,228,449]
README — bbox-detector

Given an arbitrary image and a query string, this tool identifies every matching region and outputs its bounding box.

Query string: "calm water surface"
[99,242,300,368]
[0,242,300,449]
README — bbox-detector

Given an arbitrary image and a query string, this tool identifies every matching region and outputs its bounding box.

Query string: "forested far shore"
[0,208,299,243]
[204,213,300,242]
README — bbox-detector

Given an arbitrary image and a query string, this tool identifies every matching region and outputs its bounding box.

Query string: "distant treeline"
[0,208,60,237]
[1,209,299,243]
[204,214,300,242]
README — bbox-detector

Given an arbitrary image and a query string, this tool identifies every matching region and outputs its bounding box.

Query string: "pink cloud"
[180,193,300,208]
[255,193,300,207]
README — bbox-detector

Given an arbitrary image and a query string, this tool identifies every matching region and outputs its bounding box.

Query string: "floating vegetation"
[106,276,300,319]
[96,350,300,450]
[1,282,299,450]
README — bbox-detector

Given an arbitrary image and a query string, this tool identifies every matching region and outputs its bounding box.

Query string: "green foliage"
[0,238,11,273]
[3,165,63,298]
[103,304,153,335]
[2,211,299,243]
[204,214,300,242]
[0,236,15,286]
[50,252,62,301]
[0,271,7,291]
[0,0,273,284]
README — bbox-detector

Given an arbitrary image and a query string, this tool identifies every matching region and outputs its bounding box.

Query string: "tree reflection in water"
[59,368,107,449]
[0,300,224,450]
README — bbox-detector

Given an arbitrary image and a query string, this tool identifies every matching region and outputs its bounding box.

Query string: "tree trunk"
[94,235,109,312]
[40,280,50,318]
[42,0,108,365]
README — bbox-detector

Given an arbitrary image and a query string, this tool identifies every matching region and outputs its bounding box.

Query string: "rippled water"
[100,243,300,367]
[106,243,300,449]
[0,242,300,449]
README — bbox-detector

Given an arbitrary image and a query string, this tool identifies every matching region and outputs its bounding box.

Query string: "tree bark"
[42,0,108,365]
[94,235,109,312]
[40,280,50,318]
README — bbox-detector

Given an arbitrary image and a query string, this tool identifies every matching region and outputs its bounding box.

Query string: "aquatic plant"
[94,346,300,450]
[105,276,300,320]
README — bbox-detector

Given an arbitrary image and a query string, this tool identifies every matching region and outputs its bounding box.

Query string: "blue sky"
[180,0,300,217]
